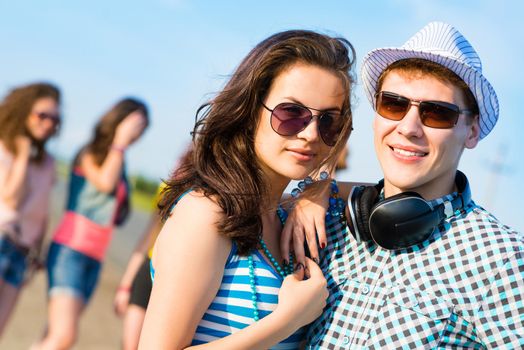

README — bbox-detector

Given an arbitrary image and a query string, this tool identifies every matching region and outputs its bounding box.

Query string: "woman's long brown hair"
[77,98,149,166]
[160,30,356,255]
[0,82,60,163]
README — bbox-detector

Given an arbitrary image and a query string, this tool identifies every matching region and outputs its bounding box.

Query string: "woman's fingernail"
[320,242,326,249]
[294,263,304,272]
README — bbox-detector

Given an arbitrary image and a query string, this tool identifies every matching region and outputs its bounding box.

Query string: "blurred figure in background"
[0,82,61,337]
[114,147,191,350]
[113,197,161,350]
[33,98,149,350]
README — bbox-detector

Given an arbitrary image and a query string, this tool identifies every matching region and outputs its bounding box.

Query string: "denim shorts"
[46,242,101,303]
[0,235,27,288]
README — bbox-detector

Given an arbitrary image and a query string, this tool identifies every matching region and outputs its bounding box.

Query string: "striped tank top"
[191,241,305,348]
[151,202,305,348]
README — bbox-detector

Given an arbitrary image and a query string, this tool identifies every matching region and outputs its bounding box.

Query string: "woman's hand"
[274,258,328,330]
[281,183,331,268]
[113,111,147,148]
[14,135,32,158]
[81,111,146,193]
[113,286,131,317]
[0,135,33,208]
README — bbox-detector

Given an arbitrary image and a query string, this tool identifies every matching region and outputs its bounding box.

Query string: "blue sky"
[1,0,522,231]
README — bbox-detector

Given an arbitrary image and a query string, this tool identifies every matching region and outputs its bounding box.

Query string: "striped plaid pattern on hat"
[305,192,524,349]
[361,22,499,139]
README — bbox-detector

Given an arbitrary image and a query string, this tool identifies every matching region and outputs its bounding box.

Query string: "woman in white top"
[0,82,61,336]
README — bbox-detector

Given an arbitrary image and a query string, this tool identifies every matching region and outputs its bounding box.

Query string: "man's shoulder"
[459,200,523,253]
[466,201,521,234]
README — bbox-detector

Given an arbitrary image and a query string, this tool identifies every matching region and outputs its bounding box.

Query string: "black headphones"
[349,171,471,250]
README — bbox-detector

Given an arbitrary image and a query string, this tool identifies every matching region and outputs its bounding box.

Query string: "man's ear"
[465,115,480,149]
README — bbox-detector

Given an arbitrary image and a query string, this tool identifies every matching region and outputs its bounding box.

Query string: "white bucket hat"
[361,21,499,139]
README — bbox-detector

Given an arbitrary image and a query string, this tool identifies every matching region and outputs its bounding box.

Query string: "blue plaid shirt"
[306,188,524,349]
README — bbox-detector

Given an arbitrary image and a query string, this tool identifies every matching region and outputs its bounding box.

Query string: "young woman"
[34,98,149,350]
[139,29,356,349]
[0,82,61,336]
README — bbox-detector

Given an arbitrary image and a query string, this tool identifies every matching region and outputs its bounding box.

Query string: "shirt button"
[362,286,370,294]
[343,336,350,344]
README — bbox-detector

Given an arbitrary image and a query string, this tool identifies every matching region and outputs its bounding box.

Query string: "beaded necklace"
[247,180,345,321]
[326,179,347,220]
[248,206,293,321]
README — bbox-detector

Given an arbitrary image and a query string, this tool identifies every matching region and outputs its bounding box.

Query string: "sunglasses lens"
[269,102,343,146]
[270,103,311,136]
[318,113,342,147]
[37,112,61,127]
[377,92,460,129]
[376,92,409,121]
[419,102,459,128]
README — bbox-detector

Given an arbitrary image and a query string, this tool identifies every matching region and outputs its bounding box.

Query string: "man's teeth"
[393,147,426,157]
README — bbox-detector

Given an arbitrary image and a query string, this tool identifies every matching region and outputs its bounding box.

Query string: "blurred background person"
[113,146,191,350]
[33,98,149,350]
[0,82,61,336]
[113,203,161,350]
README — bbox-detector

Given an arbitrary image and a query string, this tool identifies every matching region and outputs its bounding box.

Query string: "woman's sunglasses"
[261,102,344,147]
[35,111,61,128]
[375,91,475,129]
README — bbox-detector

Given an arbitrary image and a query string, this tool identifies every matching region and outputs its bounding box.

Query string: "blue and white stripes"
[191,244,304,349]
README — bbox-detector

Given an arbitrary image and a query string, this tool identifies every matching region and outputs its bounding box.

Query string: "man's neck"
[383,172,457,201]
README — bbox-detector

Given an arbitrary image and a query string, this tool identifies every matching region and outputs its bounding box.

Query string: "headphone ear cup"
[351,185,380,242]
[350,186,364,240]
[369,192,440,249]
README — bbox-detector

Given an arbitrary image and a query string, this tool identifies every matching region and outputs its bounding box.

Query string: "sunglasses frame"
[34,111,61,129]
[375,91,475,129]
[261,101,343,147]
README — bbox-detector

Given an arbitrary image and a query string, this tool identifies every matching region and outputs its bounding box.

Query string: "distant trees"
[131,174,159,195]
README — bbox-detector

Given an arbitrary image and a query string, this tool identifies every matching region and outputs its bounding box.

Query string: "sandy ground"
[1,258,124,350]
[1,179,151,350]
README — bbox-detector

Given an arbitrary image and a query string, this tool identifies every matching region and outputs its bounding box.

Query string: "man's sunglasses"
[375,91,475,129]
[261,102,344,147]
[35,111,61,127]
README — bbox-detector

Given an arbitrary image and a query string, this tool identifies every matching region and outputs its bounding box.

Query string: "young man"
[303,22,523,348]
